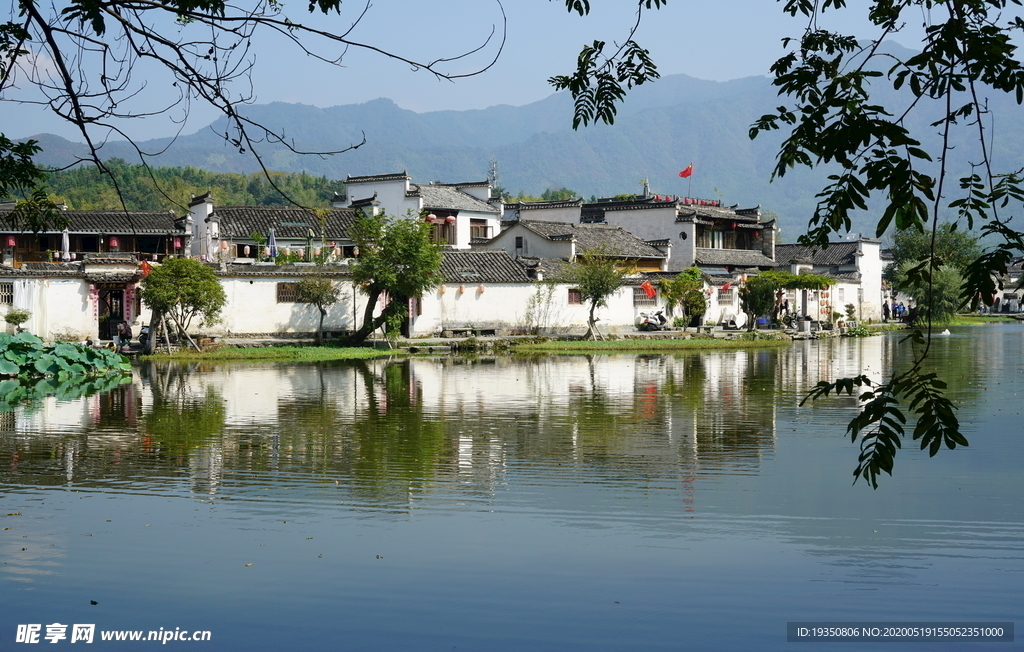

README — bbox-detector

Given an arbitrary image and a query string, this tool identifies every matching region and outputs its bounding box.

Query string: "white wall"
[12,278,95,341]
[411,282,657,336]
[209,275,363,336]
[486,224,574,260]
[856,240,884,322]
[503,205,582,223]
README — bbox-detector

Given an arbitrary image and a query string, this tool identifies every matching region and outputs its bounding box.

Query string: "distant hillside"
[24,45,1024,242]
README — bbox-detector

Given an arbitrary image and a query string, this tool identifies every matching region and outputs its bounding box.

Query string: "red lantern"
[445,216,456,224]
[173,237,182,249]
[109,236,120,248]
[425,213,437,223]
[5,236,15,247]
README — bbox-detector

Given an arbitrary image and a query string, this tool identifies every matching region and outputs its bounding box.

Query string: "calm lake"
[2,325,1022,651]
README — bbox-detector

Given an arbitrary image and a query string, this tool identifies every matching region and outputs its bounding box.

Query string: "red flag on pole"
[678,164,694,178]
[640,280,657,299]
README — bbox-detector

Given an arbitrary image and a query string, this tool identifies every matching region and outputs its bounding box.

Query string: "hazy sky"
[3,0,908,142]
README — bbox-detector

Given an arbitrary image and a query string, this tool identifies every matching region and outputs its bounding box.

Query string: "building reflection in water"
[0,340,890,506]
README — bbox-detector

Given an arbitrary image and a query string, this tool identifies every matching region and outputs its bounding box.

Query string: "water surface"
[2,325,1022,650]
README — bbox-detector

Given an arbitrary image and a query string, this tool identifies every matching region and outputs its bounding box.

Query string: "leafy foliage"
[3,308,31,328]
[562,248,631,340]
[44,161,346,211]
[738,275,778,330]
[659,267,706,328]
[0,331,131,379]
[743,1,1024,485]
[549,1,664,128]
[898,262,964,324]
[296,276,341,344]
[885,223,982,285]
[0,374,131,412]
[802,336,964,489]
[141,257,226,333]
[346,213,443,344]
[2,0,501,214]
[0,136,67,231]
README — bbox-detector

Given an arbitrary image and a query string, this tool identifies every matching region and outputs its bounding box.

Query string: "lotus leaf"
[53,342,83,361]
[13,331,43,346]
[0,359,20,375]
[33,356,60,375]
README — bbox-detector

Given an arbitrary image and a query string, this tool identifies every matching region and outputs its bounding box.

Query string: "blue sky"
[4,0,907,142]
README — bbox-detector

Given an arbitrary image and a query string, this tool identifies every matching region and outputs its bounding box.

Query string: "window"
[277,283,298,303]
[0,283,12,305]
[514,236,526,254]
[717,288,735,304]
[568,288,583,305]
[470,219,491,240]
[633,287,657,306]
[431,222,456,245]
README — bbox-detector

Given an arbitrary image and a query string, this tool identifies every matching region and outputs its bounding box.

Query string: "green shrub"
[0,331,131,378]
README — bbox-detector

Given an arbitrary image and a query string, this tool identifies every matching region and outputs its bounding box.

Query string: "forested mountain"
[24,43,1024,241]
[45,161,345,211]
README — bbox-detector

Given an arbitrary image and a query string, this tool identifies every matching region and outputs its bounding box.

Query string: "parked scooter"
[138,324,150,347]
[635,310,667,331]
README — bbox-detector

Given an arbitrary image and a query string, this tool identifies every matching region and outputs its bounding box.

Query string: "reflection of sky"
[1,328,1022,651]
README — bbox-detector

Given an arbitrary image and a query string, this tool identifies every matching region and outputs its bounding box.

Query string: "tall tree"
[140,258,226,350]
[296,276,340,345]
[658,267,706,330]
[557,0,1021,487]
[738,275,778,332]
[885,222,982,285]
[563,248,630,340]
[0,0,503,219]
[347,213,443,345]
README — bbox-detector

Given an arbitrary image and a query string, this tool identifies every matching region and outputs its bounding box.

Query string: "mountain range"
[23,41,1024,242]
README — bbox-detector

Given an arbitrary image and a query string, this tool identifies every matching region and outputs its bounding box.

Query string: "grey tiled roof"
[412,184,499,214]
[694,248,777,267]
[506,199,583,211]
[521,221,667,259]
[830,271,861,282]
[434,180,490,189]
[0,263,83,278]
[219,263,354,278]
[517,256,567,280]
[774,242,859,266]
[83,253,139,265]
[676,205,762,223]
[440,250,532,284]
[0,210,180,235]
[346,172,410,184]
[212,207,357,241]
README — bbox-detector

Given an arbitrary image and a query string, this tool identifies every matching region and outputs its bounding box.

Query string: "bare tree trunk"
[585,300,604,340]
[170,313,201,351]
[161,317,173,354]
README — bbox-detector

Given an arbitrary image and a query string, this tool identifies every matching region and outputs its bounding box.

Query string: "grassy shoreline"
[139,317,1018,361]
[510,337,791,353]
[141,345,400,362]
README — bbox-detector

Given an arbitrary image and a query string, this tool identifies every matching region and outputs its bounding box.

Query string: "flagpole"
[687,162,692,198]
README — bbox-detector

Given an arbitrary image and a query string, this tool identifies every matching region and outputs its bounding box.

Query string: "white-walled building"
[482,220,670,273]
[341,172,503,249]
[774,238,886,322]
[503,196,777,273]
